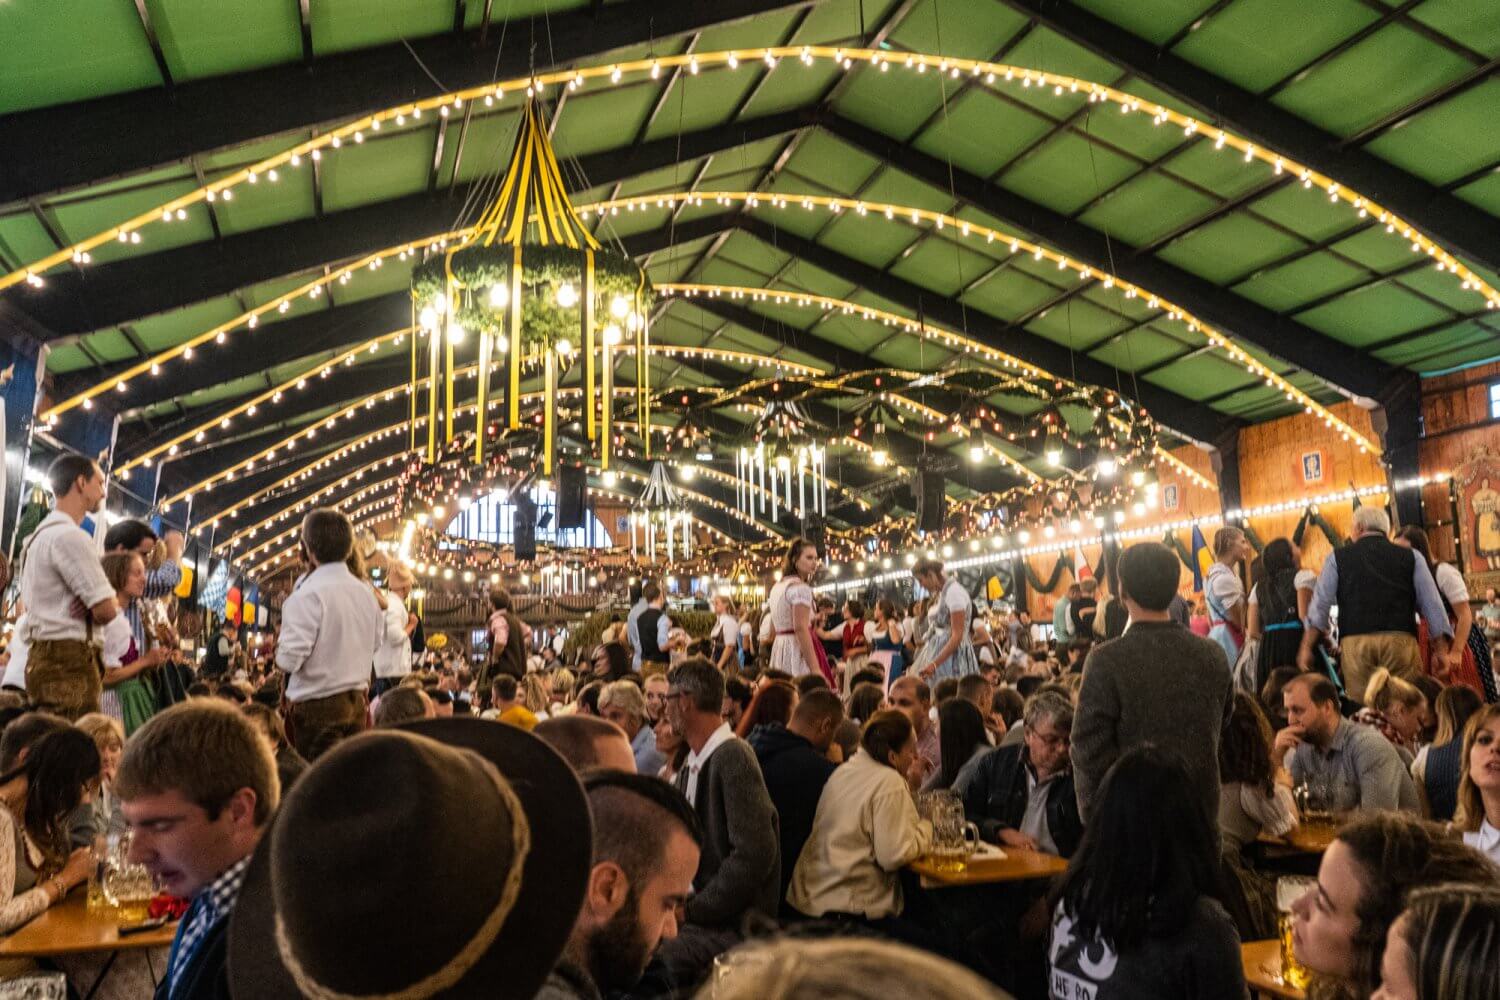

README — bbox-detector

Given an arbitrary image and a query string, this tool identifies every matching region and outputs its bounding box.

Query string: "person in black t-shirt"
[1048,746,1247,999]
[1069,578,1099,638]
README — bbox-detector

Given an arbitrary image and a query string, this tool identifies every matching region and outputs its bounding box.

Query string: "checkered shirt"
[164,854,251,999]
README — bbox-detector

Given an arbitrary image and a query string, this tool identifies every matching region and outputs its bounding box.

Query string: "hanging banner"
[1453,444,1500,582]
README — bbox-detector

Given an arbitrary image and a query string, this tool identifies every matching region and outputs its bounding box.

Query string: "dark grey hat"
[229,718,591,998]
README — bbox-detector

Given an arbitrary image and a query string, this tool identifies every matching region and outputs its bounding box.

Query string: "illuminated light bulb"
[1097,456,1117,478]
[1017,530,1030,544]
[680,463,697,481]
[419,306,438,330]
[610,295,630,319]
[488,284,509,308]
[447,323,465,345]
[1045,445,1063,467]
[603,470,617,487]
[555,283,579,308]
[1130,469,1146,487]
[555,338,573,356]
[115,381,127,393]
[968,442,984,464]
[603,324,622,345]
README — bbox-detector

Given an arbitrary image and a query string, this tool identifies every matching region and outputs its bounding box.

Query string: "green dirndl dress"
[117,675,157,737]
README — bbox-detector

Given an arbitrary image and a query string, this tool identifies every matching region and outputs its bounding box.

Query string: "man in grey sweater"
[1072,542,1234,827]
[655,657,779,993]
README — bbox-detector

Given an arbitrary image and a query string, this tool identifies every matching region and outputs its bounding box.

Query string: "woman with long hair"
[1376,884,1500,1000]
[924,698,989,793]
[99,551,170,735]
[765,538,833,683]
[1289,812,1498,998]
[736,681,797,739]
[911,559,979,682]
[1413,685,1483,821]
[709,594,741,673]
[868,598,906,684]
[1218,692,1299,940]
[1219,692,1299,854]
[0,730,100,935]
[1456,703,1500,864]
[1395,525,1496,701]
[1048,746,1247,997]
[519,673,551,719]
[1246,537,1315,691]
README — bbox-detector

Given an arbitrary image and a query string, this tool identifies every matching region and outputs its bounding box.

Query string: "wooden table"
[0,895,177,958]
[1242,939,1305,999]
[908,846,1068,887]
[0,894,177,1000]
[1257,821,1337,856]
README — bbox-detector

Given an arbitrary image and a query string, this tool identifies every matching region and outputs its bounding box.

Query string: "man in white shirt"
[19,455,118,719]
[275,509,381,759]
[371,562,417,696]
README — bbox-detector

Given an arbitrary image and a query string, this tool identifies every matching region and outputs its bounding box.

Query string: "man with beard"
[538,772,702,1000]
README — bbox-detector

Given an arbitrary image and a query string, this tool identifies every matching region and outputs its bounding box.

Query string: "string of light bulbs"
[7,45,1493,326]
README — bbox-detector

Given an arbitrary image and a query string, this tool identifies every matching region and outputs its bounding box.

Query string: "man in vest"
[480,586,527,703]
[202,619,236,681]
[1298,506,1452,703]
[635,583,670,675]
[20,455,119,719]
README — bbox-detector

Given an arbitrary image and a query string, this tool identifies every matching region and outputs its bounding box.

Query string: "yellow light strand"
[5,46,1492,322]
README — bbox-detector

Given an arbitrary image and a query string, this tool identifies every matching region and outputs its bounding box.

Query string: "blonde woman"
[73,714,125,841]
[520,672,552,720]
[1355,668,1428,763]
[1456,703,1500,864]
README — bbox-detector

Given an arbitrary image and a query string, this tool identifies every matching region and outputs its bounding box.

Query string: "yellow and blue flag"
[1191,524,1211,593]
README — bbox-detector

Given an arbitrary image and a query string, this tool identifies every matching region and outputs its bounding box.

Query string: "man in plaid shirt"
[116,701,279,1000]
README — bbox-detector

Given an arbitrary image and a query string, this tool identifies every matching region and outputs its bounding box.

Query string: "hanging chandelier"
[631,460,693,563]
[733,397,828,523]
[407,100,654,477]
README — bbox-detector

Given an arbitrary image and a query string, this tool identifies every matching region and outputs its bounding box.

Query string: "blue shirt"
[1305,546,1452,640]
[632,720,666,776]
[626,598,648,670]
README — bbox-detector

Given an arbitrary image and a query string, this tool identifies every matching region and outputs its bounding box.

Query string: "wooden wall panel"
[1234,402,1386,576]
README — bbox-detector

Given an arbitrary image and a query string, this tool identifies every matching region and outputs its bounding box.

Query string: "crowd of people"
[1,453,1499,998]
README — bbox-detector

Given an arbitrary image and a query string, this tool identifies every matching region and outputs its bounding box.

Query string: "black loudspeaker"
[557,464,587,529]
[513,492,537,562]
[914,470,946,533]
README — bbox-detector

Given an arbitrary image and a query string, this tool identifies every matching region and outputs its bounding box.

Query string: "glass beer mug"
[921,791,980,873]
[1276,876,1315,990]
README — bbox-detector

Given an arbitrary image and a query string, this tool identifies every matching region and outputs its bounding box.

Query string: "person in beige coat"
[789,710,932,922]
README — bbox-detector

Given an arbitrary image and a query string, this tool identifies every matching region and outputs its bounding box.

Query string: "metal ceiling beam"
[0,0,816,207]
[24,111,807,336]
[130,0,174,89]
[733,215,1234,445]
[993,0,1500,275]
[820,113,1395,401]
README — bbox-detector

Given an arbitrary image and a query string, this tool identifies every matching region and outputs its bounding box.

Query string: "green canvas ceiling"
[2,0,1497,552]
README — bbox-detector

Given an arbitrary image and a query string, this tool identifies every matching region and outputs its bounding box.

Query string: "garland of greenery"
[411,244,653,343]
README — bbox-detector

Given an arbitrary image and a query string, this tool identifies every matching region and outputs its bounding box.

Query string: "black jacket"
[748,723,837,904]
[959,742,1083,858]
[158,913,231,1000]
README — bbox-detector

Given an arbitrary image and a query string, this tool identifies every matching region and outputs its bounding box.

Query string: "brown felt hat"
[229,718,591,999]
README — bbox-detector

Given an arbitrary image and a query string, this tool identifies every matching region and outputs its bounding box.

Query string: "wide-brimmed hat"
[229,718,591,999]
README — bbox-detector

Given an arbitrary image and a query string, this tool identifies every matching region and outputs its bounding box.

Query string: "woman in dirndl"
[766,538,836,686]
[99,552,167,735]
[910,558,979,681]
